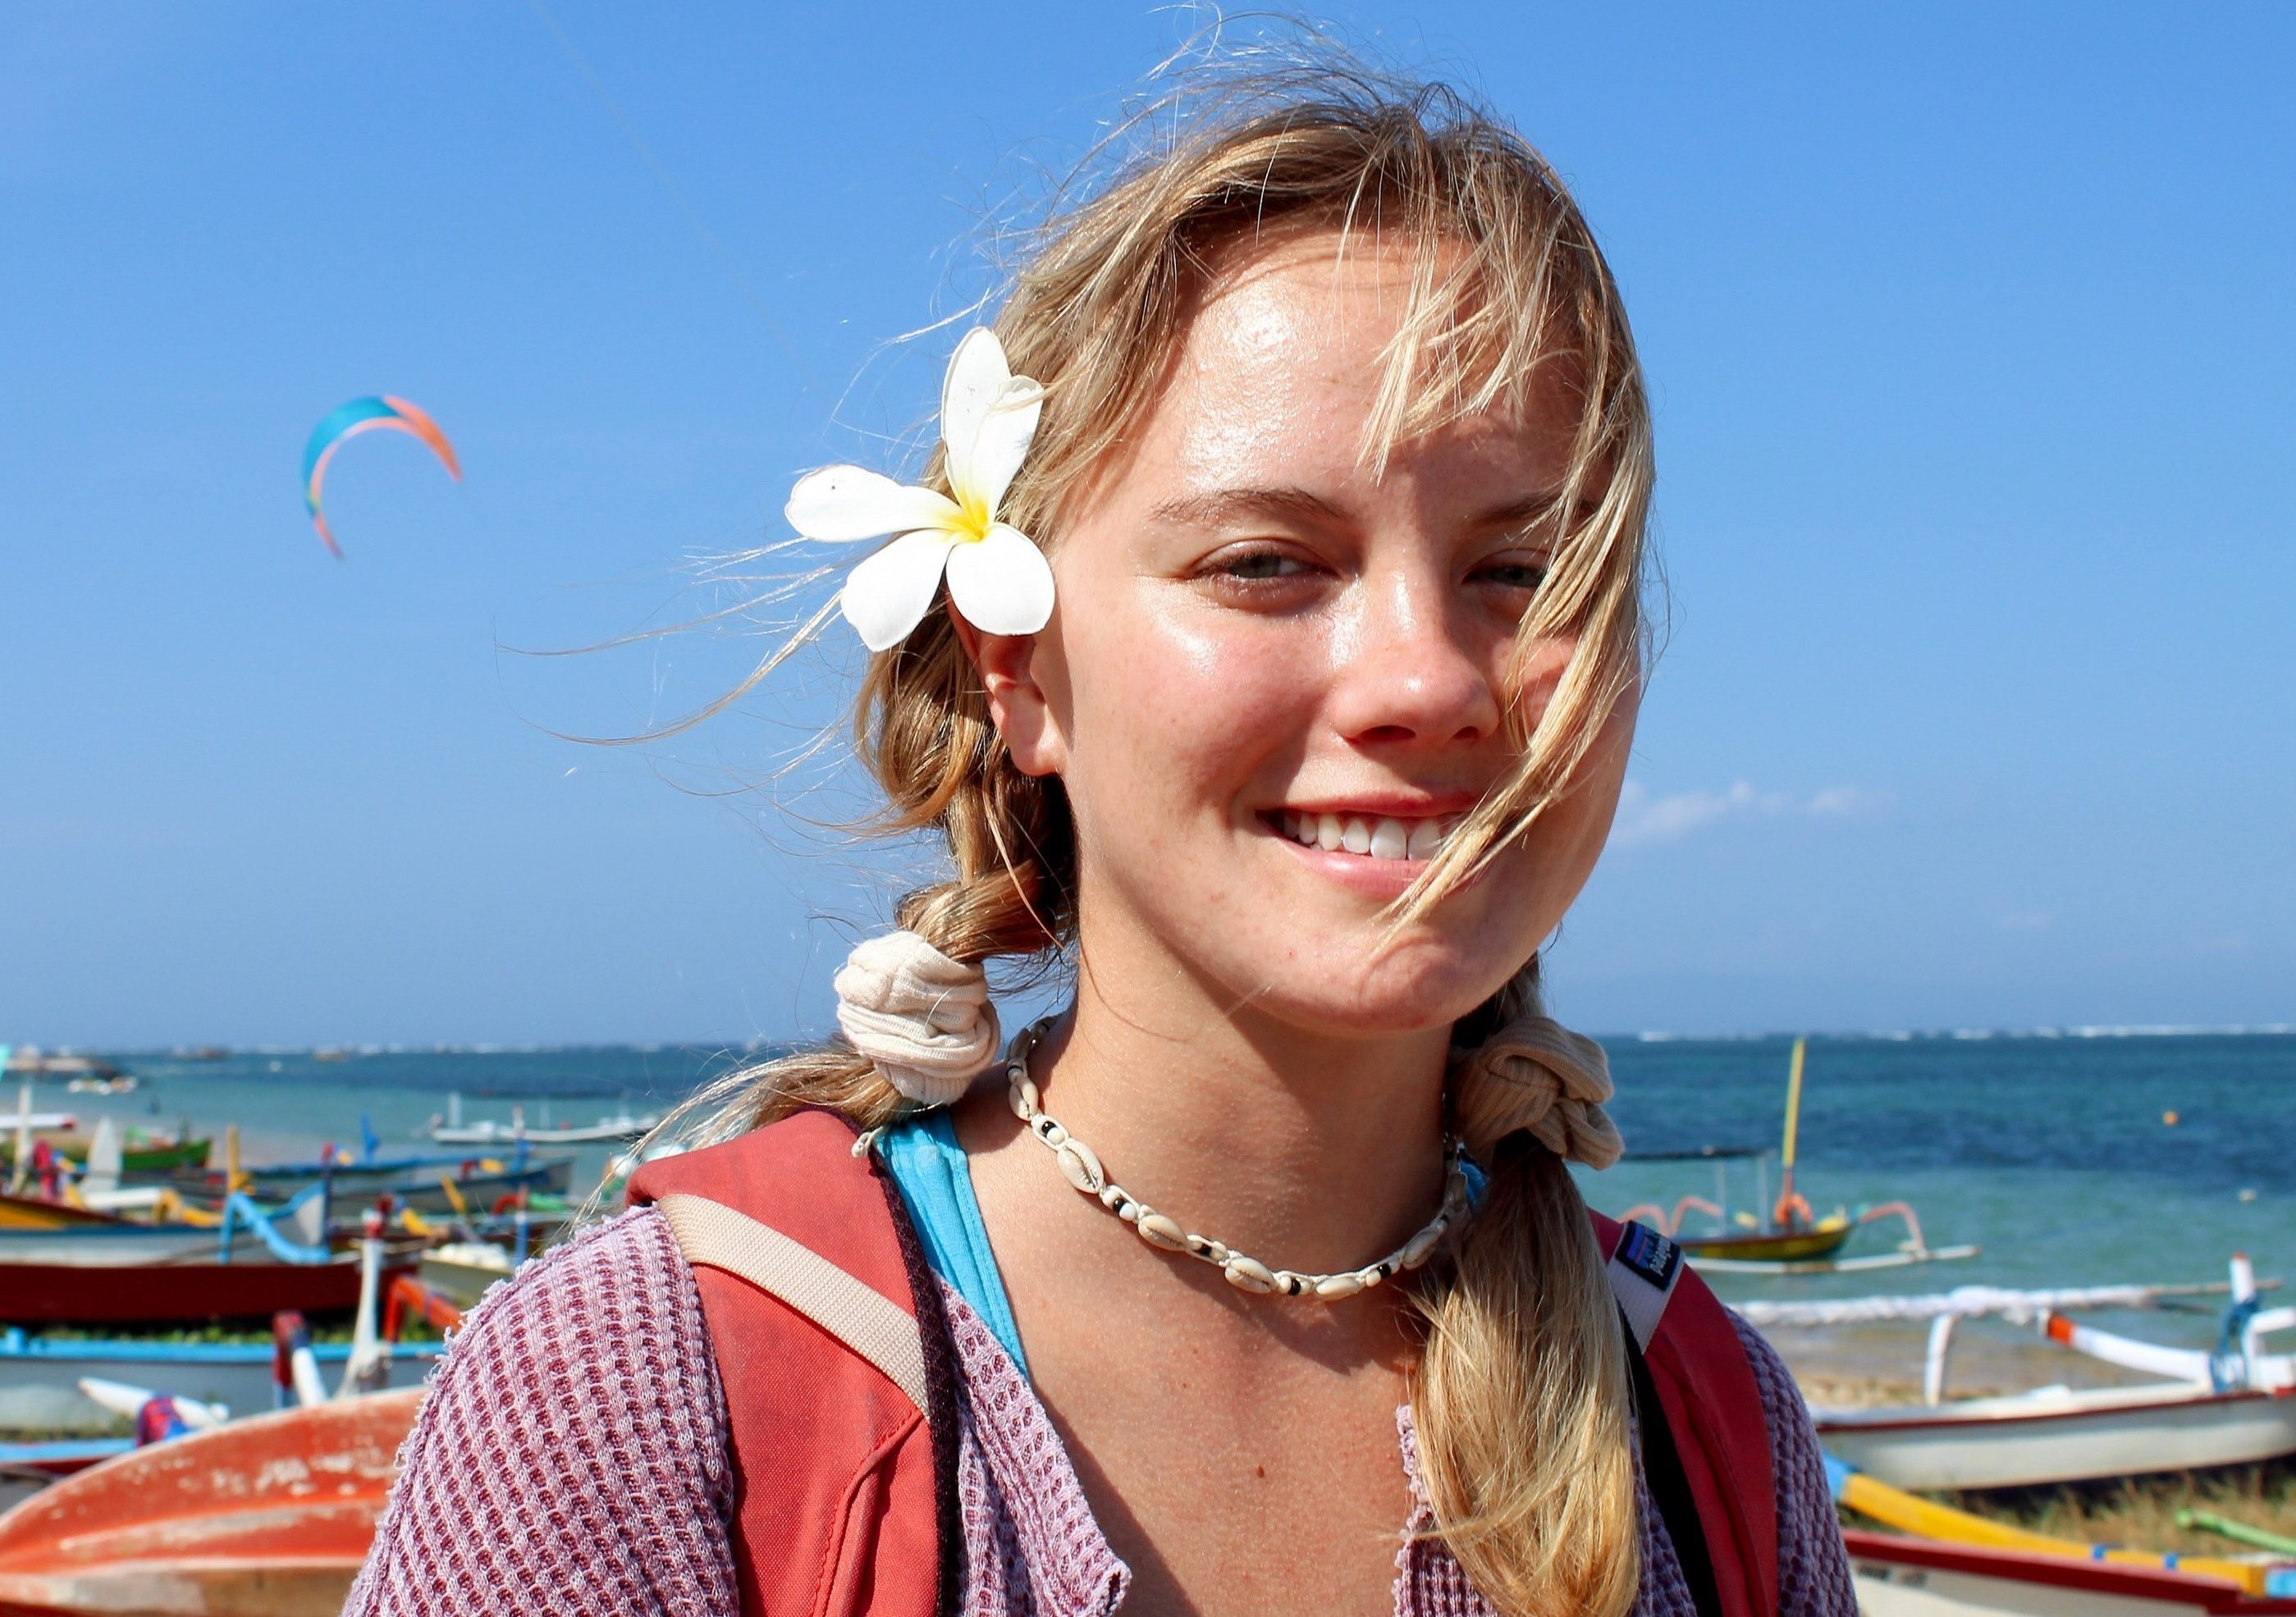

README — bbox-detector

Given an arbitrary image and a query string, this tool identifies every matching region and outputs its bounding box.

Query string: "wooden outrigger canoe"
[1821,1381,2296,1492]
[1845,1531,2296,1615]
[1615,1039,1978,1275]
[1673,1218,1856,1264]
[0,1388,419,1617]
[0,1251,409,1327]
[0,1135,211,1176]
[1831,1454,2296,1608]
[0,1332,437,1426]
[0,1199,115,1233]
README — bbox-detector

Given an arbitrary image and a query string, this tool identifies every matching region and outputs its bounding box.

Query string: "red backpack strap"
[1590,1210,1779,1617]
[629,1110,959,1617]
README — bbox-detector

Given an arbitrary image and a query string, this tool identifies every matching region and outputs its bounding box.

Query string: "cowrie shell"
[1055,1138,1105,1194]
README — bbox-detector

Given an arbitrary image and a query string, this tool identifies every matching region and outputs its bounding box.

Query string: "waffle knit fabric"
[346,1207,1855,1616]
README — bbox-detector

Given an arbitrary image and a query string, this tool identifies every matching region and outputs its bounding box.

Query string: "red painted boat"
[0,1388,419,1616]
[1845,1530,2296,1615]
[0,1255,412,1326]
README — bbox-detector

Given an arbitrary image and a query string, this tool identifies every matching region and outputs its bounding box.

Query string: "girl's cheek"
[1139,588,1329,698]
[1507,634,1580,728]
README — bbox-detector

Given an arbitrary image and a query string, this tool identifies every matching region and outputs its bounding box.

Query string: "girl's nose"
[1324,578,1502,751]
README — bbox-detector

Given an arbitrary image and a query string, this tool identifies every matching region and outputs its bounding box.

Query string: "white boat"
[1819,1379,2296,1491]
[1770,1258,2296,1491]
[427,1095,656,1146]
[1846,1532,2296,1615]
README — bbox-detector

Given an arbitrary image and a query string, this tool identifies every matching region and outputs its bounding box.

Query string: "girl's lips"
[1256,808,1484,901]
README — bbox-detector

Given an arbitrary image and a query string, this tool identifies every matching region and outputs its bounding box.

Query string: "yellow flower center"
[950,491,993,543]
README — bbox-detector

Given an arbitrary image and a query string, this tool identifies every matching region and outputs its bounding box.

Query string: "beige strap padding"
[654,1193,929,1412]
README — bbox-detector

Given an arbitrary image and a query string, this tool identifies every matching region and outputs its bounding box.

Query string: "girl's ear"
[949,607,1067,779]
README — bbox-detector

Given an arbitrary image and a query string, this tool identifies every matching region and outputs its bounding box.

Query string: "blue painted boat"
[0,1328,437,1423]
[0,1438,130,1478]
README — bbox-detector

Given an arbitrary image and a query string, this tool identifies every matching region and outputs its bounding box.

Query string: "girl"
[350,63,1854,1617]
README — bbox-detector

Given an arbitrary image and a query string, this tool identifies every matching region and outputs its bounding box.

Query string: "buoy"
[2162,1110,2179,1126]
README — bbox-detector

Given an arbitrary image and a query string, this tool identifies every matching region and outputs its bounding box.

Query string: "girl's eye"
[1209,548,1315,582]
[1475,560,1548,592]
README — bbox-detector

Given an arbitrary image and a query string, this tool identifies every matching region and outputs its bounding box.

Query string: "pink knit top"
[347,1208,1854,1615]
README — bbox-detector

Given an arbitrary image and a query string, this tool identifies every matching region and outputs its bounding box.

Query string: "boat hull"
[0,1200,114,1232]
[430,1117,653,1146]
[0,1256,409,1327]
[1845,1531,2296,1615]
[383,1159,570,1213]
[0,1388,419,1617]
[224,1156,571,1211]
[1,1138,209,1175]
[1675,1225,1855,1263]
[0,1337,436,1427]
[0,1226,257,1268]
[1819,1385,2296,1491]
[416,1253,513,1309]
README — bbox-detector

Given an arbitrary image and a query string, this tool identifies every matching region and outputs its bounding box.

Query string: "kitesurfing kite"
[300,395,460,557]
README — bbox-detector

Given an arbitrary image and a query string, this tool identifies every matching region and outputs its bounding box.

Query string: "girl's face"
[986,231,1635,1039]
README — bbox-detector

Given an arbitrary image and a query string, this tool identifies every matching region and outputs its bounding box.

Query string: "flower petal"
[841,530,955,651]
[940,328,1012,496]
[944,523,1054,637]
[788,466,960,543]
[963,377,1043,518]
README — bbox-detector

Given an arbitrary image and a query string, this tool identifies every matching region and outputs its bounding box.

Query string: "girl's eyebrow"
[1144,485,1581,535]
[1473,490,1572,532]
[1144,486,1350,528]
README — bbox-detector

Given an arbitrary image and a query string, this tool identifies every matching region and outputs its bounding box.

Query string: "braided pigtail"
[1412,962,1639,1617]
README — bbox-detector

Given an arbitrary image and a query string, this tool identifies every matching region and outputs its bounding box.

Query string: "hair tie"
[1451,1015,1624,1170]
[834,930,1003,1107]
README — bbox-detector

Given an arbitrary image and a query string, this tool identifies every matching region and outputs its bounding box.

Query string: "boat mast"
[1776,1036,1807,1230]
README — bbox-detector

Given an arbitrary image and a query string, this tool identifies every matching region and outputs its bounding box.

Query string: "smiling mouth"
[1265,809,1461,863]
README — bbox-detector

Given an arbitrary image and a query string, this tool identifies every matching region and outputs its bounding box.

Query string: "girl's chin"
[1240,983,1485,1041]
[1228,939,1509,1039]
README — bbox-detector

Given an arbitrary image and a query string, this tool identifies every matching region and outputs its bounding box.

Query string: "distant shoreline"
[27,1025,2296,1058]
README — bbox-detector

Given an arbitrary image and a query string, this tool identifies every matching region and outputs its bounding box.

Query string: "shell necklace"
[1003,1018,1473,1300]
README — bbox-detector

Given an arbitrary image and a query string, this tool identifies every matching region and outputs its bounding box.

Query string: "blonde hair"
[681,58,1649,1617]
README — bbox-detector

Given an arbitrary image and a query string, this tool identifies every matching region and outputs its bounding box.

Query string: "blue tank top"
[877,1111,1030,1376]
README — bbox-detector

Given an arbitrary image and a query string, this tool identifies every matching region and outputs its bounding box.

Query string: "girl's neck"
[1027,935,1452,1280]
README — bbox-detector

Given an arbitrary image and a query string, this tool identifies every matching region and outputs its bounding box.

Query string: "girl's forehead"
[1152,229,1578,441]
[1145,244,1578,495]
[1183,230,1430,360]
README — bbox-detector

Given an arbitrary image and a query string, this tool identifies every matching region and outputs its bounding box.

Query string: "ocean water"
[1586,1031,2296,1391]
[37,1031,2296,1391]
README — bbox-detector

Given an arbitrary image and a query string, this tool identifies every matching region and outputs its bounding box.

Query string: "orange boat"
[0,1387,419,1617]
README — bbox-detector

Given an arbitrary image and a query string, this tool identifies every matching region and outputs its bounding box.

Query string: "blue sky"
[3,4,2289,1047]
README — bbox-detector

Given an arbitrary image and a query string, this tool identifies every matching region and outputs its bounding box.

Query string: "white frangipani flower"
[786,329,1055,651]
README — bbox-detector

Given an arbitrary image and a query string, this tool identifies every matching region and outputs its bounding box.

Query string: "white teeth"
[1278,811,1449,861]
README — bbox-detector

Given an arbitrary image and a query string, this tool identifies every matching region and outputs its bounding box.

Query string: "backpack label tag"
[1606,1220,1685,1352]
[1617,1221,1682,1291]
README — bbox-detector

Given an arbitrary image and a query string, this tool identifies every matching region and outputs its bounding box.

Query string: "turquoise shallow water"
[40,1032,2296,1382]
